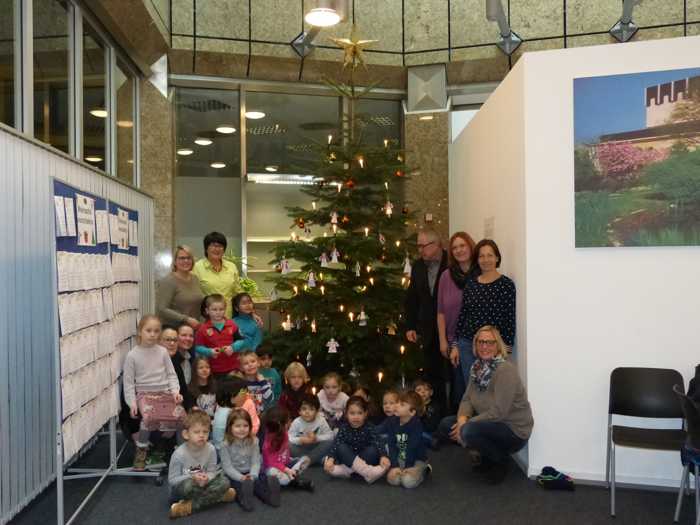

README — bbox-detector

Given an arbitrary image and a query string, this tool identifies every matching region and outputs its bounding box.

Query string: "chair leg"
[605,420,612,488]
[610,443,616,517]
[695,464,700,525]
[675,464,689,523]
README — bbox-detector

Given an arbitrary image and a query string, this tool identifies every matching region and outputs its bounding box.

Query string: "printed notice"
[64,197,77,237]
[95,210,109,244]
[76,194,96,247]
[117,209,129,250]
[129,220,138,247]
[54,196,68,237]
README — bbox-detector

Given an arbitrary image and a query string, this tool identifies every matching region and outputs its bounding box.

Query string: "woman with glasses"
[452,239,516,384]
[438,325,533,484]
[157,245,204,329]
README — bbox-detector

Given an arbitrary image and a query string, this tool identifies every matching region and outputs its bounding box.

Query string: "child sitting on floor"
[220,408,279,511]
[324,396,390,484]
[212,377,260,448]
[414,379,442,449]
[385,391,430,489]
[317,372,349,429]
[278,362,313,420]
[289,393,334,466]
[239,350,274,414]
[167,411,236,519]
[262,406,314,491]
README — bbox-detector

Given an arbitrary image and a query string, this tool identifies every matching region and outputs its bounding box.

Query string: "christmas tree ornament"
[354,262,361,277]
[400,345,405,355]
[280,258,291,274]
[297,217,305,229]
[383,138,389,148]
[401,276,407,287]
[330,211,338,224]
[384,201,393,217]
[311,319,317,333]
[358,156,364,168]
[290,232,298,241]
[342,215,350,224]
[369,277,375,286]
[320,252,329,267]
[378,233,386,245]
[346,179,355,189]
[329,25,377,70]
[319,272,324,281]
[349,367,359,378]
[331,247,340,263]
[323,232,328,238]
[364,227,369,237]
[402,206,409,215]
[366,264,372,273]
[394,170,404,177]
[282,315,292,331]
[296,319,301,330]
[339,304,345,312]
[320,285,325,295]
[326,338,340,354]
[269,288,279,301]
[312,201,317,210]
[387,323,397,335]
[384,181,389,190]
[377,371,384,383]
[348,312,355,322]
[395,240,401,248]
[329,152,337,161]
[306,351,312,367]
[332,224,338,234]
[307,271,317,288]
[403,256,412,275]
[328,134,333,145]
[358,307,368,327]
[293,285,299,295]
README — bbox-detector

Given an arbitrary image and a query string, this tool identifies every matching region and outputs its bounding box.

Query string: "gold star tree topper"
[329,25,377,69]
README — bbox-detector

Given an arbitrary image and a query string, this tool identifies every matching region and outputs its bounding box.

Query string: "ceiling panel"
[405,0,449,52]
[510,0,563,40]
[252,0,301,43]
[197,0,249,39]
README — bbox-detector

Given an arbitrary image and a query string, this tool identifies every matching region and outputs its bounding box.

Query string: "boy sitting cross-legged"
[385,391,431,489]
[168,411,236,518]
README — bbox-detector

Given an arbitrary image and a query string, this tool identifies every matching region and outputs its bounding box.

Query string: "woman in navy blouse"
[452,239,516,361]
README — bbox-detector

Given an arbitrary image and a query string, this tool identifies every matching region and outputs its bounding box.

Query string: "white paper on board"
[76,194,97,247]
[129,220,138,247]
[117,209,129,249]
[54,196,68,236]
[109,214,118,244]
[95,210,109,244]
[64,197,77,237]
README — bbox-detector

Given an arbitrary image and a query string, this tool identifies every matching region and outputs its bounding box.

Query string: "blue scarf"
[471,357,505,391]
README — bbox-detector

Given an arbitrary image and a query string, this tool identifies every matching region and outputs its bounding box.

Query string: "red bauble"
[341,215,350,224]
[394,170,404,177]
[346,179,355,189]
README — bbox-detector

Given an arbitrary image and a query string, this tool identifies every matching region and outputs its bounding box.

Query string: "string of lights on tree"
[266,26,420,389]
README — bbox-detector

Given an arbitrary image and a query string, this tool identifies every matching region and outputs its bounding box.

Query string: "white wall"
[522,36,700,486]
[452,35,700,487]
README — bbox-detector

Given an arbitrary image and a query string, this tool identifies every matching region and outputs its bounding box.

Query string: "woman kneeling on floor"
[438,325,533,484]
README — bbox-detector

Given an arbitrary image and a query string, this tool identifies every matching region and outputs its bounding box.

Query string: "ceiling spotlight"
[245,111,266,120]
[610,0,642,42]
[485,0,522,55]
[305,8,340,27]
[265,165,278,172]
[85,156,103,163]
[419,115,434,121]
[177,148,194,156]
[216,125,237,134]
[211,162,226,169]
[194,137,213,146]
[89,109,108,118]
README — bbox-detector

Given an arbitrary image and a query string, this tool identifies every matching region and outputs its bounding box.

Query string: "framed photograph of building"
[574,67,700,247]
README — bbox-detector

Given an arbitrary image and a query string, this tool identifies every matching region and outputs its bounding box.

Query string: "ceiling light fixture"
[216,125,237,134]
[85,156,103,163]
[419,115,434,121]
[211,162,226,169]
[245,111,266,120]
[265,165,279,172]
[176,148,194,156]
[194,138,213,146]
[89,109,108,118]
[305,7,341,27]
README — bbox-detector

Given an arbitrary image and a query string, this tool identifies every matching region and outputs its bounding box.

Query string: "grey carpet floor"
[9,436,698,525]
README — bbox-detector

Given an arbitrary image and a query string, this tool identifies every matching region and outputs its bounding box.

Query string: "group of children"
[122,293,442,519]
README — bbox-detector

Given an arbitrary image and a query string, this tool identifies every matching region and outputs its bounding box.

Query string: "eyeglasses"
[417,241,436,250]
[176,256,192,261]
[162,337,178,343]
[476,339,497,346]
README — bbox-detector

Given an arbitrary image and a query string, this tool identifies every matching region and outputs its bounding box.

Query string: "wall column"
[404,112,450,242]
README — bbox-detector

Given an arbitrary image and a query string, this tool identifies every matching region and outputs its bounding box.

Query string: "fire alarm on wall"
[424,213,433,223]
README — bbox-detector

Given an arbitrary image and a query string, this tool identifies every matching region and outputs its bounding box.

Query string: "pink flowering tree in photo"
[594,142,670,182]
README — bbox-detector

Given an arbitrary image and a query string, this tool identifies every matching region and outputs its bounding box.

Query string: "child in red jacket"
[194,294,241,378]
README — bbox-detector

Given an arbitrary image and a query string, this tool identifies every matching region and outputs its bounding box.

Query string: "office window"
[115,59,135,183]
[0,0,14,128]
[83,24,106,170]
[33,0,70,152]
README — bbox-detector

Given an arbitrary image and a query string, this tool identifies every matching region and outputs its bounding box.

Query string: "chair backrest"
[673,384,700,449]
[609,367,684,418]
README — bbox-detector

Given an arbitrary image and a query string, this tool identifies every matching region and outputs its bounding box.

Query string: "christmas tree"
[267,27,419,390]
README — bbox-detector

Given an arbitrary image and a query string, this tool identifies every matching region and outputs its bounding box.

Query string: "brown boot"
[169,500,192,519]
[133,447,148,471]
[220,487,236,503]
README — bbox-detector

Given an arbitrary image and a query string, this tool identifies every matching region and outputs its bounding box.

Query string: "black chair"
[606,367,686,517]
[673,384,700,525]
